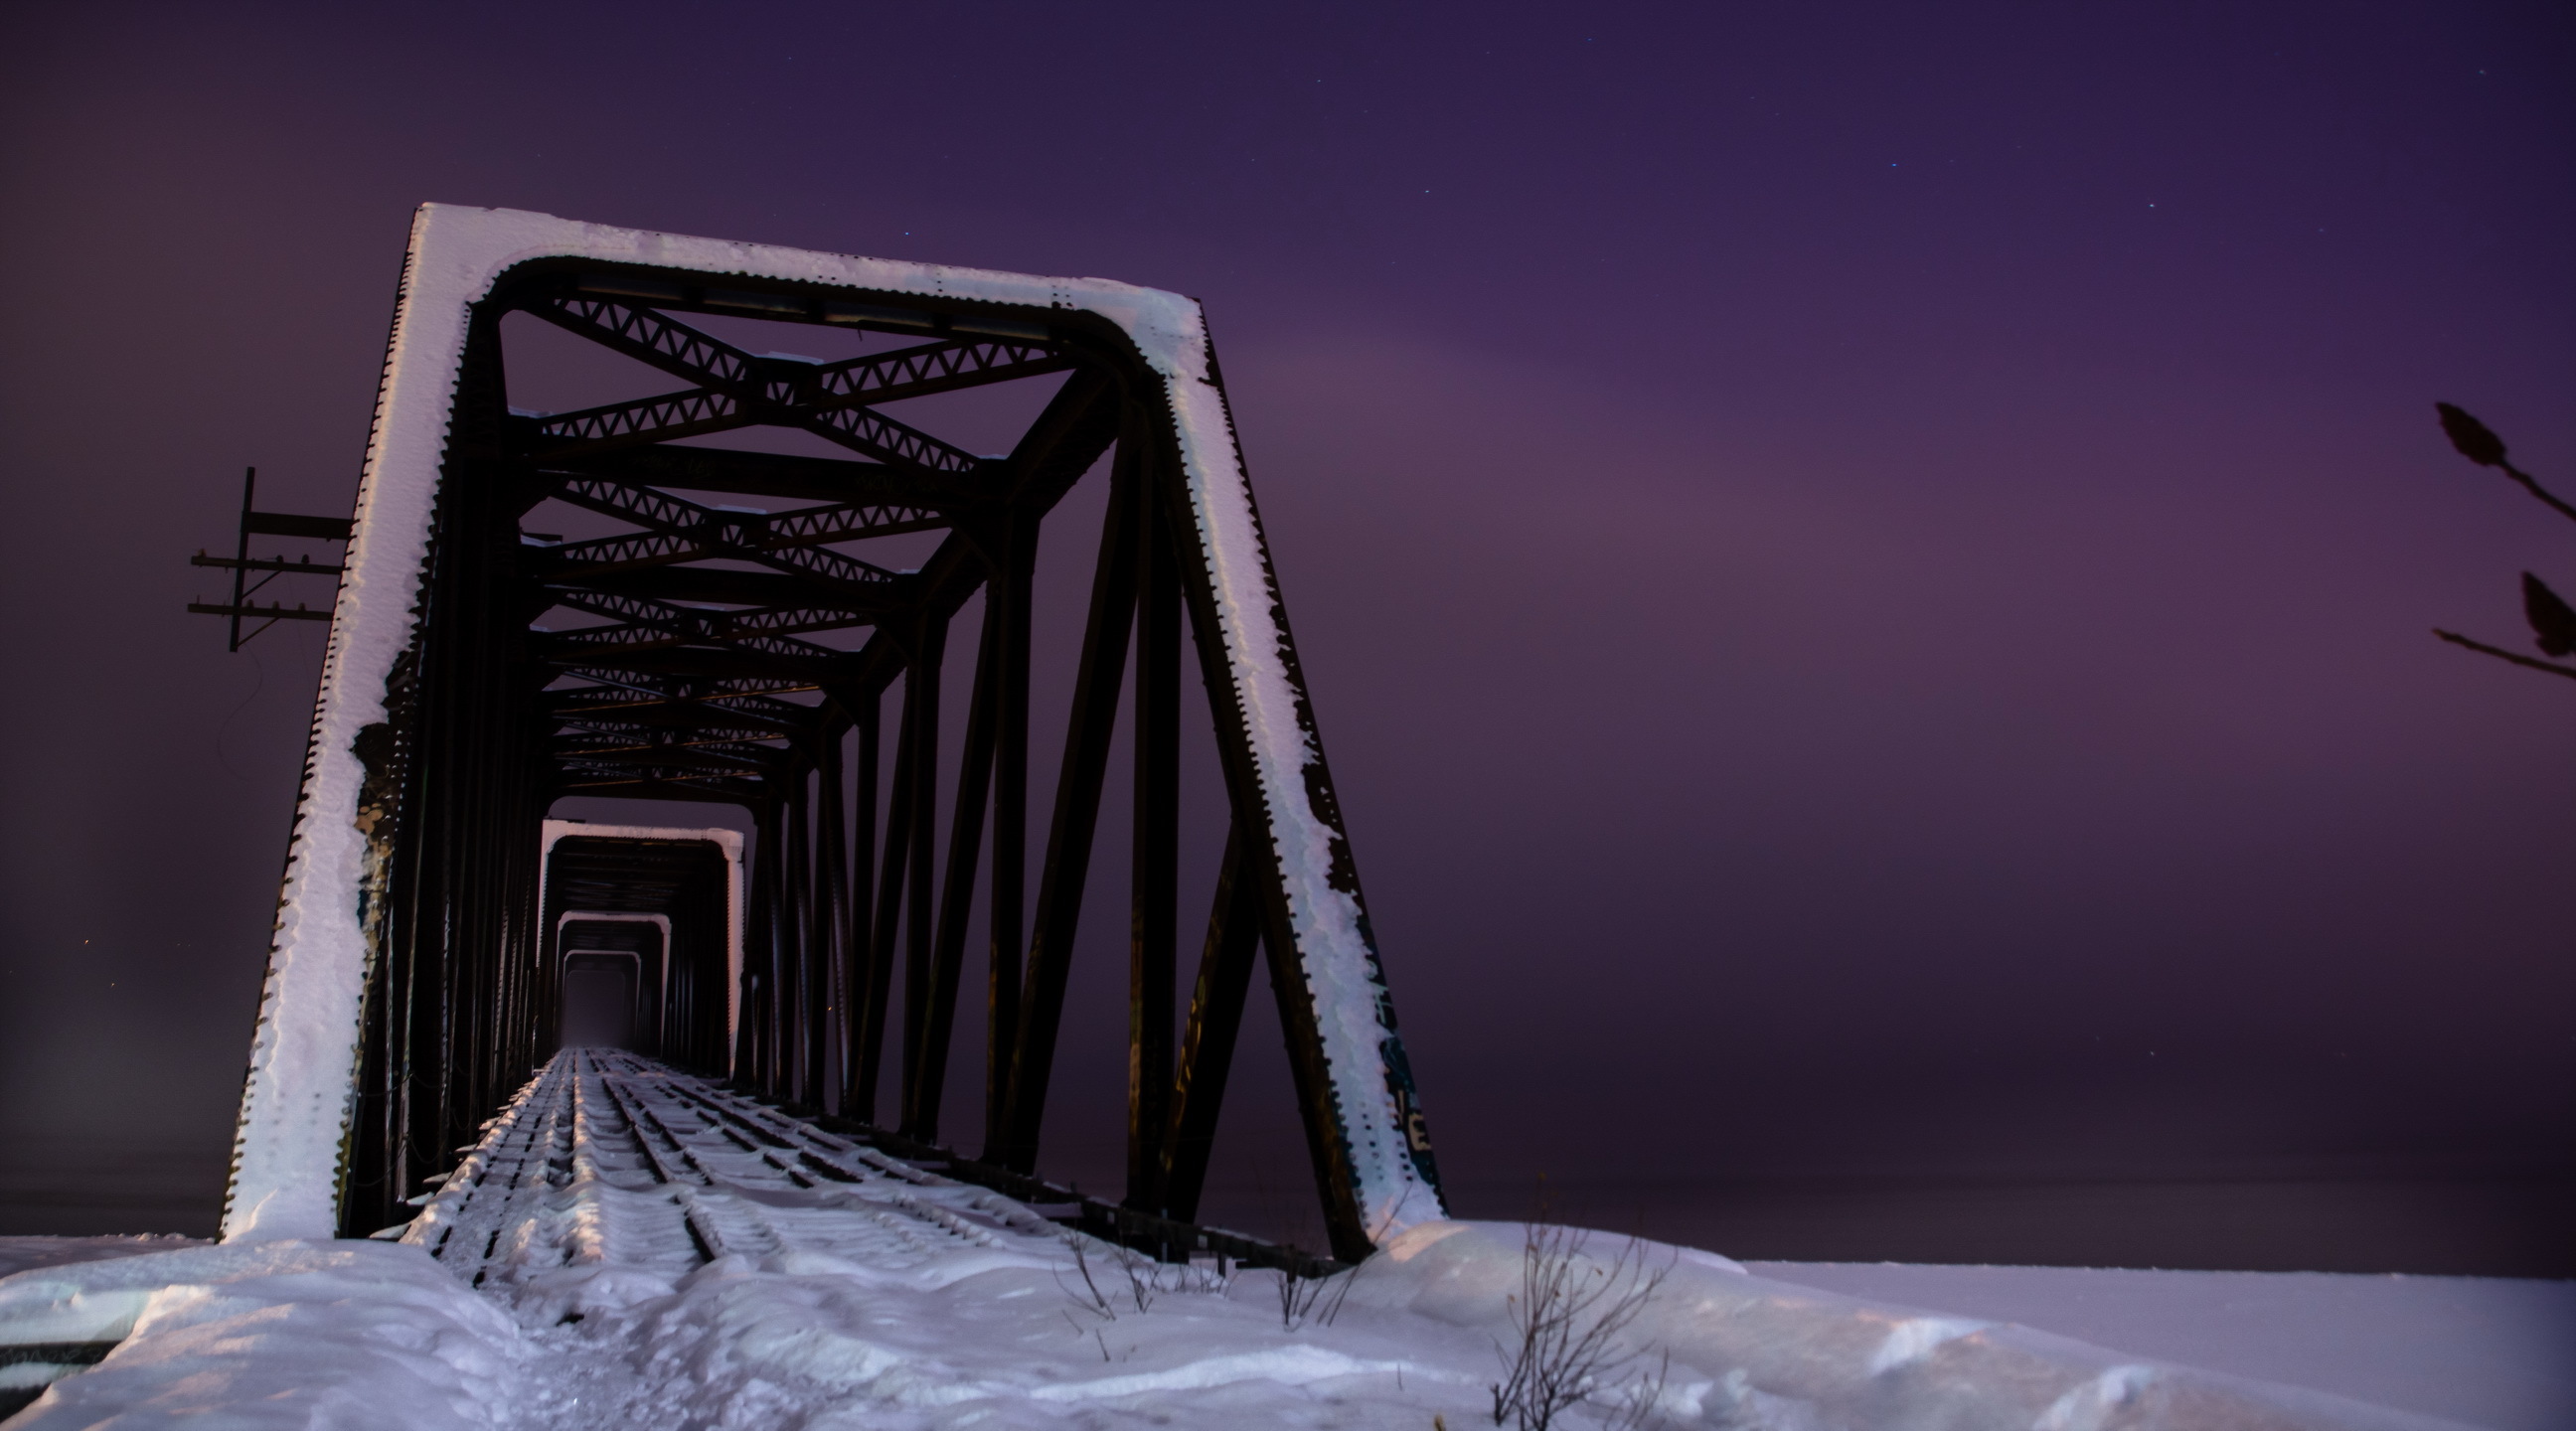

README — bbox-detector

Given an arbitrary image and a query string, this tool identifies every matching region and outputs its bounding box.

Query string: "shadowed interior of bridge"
[543,835,730,1064]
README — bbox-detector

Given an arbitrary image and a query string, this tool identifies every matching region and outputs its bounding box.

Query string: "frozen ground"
[3,1052,2564,1430]
[1743,1262,2575,1431]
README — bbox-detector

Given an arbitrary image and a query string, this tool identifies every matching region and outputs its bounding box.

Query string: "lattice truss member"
[223,207,1444,1262]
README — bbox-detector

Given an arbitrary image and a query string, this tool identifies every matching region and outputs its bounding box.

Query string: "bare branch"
[1489,1219,1675,1431]
[1056,1237,1115,1320]
[2499,460,2576,528]
[2432,629,2576,684]
[1272,1247,1355,1331]
[2435,402,2576,526]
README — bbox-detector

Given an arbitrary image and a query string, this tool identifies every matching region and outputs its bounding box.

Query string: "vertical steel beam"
[733,803,765,1081]
[784,766,815,1102]
[984,517,1034,1155]
[765,791,792,1096]
[745,799,783,1094]
[1127,469,1182,1211]
[842,693,880,1115]
[855,675,918,1121]
[814,723,849,1112]
[1156,828,1262,1224]
[911,592,1002,1140]
[992,443,1142,1171]
[896,618,947,1126]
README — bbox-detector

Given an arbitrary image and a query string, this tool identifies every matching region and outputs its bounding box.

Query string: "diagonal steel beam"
[548,477,906,594]
[557,745,788,777]
[562,566,901,613]
[535,445,981,510]
[548,680,818,727]
[528,387,745,451]
[525,295,757,389]
[554,773,766,803]
[523,298,992,474]
[543,500,946,578]
[543,647,848,685]
[544,589,845,662]
[804,337,1071,405]
[555,738,788,766]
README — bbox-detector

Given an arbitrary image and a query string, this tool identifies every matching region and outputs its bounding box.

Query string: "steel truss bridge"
[215,207,1444,1266]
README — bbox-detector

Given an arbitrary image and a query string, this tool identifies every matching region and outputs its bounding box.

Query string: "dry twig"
[1489,1220,1673,1431]
[2430,402,2576,684]
[1273,1248,1357,1332]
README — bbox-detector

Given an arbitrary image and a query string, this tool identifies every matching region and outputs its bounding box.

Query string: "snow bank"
[1345,1222,2485,1431]
[1746,1261,2576,1431]
[486,1220,2493,1430]
[55,1054,2506,1428]
[2,1220,2509,1430]
[494,1250,1479,1429]
[0,1240,526,1429]
[0,1236,205,1283]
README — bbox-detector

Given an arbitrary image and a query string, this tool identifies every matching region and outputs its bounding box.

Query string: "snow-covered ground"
[3,1052,2564,1430]
[1741,1262,2576,1431]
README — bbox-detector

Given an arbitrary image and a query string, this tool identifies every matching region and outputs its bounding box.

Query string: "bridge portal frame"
[221,206,1443,1261]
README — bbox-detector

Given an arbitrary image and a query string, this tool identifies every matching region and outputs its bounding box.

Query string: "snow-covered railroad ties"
[408,1049,1336,1286]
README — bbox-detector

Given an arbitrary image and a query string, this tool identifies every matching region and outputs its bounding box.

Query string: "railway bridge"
[213,206,1445,1266]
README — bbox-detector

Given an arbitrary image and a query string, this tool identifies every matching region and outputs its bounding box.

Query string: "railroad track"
[402,1049,1075,1288]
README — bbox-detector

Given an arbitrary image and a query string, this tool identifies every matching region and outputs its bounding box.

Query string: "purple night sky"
[1,2,2569,1272]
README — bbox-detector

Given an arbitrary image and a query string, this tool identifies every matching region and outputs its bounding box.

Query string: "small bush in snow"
[1058,1237,1117,1320]
[1272,1250,1356,1332]
[1059,1235,1233,1321]
[1489,1220,1673,1431]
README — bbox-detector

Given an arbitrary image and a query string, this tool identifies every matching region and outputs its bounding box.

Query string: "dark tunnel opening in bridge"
[543,822,737,1061]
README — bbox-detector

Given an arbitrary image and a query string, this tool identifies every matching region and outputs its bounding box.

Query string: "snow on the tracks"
[2,1053,2492,1429]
